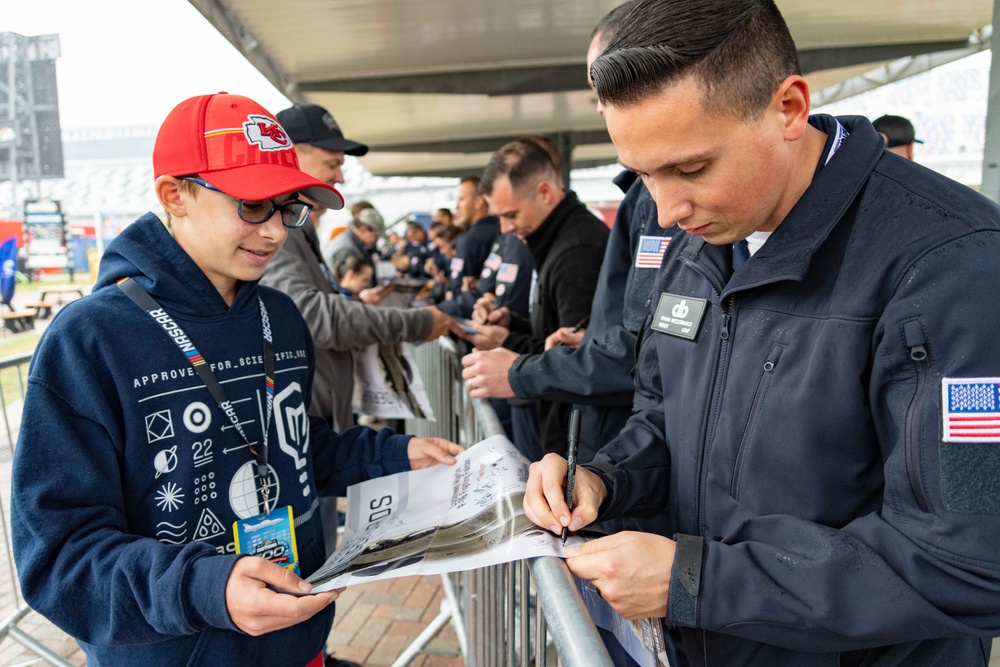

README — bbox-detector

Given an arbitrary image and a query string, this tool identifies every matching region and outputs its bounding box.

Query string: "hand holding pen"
[545,315,590,350]
[562,408,581,546]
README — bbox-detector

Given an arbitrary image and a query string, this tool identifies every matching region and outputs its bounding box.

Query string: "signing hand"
[407,437,464,469]
[564,531,675,620]
[225,556,341,636]
[523,452,607,536]
[461,348,519,398]
[472,301,509,328]
[545,326,586,350]
[454,322,509,351]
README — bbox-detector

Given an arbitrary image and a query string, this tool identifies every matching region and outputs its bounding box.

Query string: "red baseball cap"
[153,92,345,210]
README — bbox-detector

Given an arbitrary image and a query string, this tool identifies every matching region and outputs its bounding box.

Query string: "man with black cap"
[873,113,923,160]
[260,103,453,582]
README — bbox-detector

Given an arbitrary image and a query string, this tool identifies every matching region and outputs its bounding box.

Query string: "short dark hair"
[436,224,463,246]
[592,0,800,121]
[479,135,562,196]
[872,114,921,148]
[333,255,370,281]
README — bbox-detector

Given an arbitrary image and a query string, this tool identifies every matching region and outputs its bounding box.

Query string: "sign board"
[23,199,68,269]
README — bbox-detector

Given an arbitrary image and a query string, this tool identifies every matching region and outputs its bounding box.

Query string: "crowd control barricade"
[0,351,74,667]
[404,339,612,667]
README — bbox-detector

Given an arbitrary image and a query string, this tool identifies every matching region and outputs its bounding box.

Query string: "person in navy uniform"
[525,1,1000,665]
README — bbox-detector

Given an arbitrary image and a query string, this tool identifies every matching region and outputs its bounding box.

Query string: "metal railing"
[404,339,612,667]
[0,351,74,667]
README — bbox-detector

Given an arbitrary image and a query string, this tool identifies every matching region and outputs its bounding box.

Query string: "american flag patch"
[497,262,519,283]
[635,235,670,269]
[942,378,1000,442]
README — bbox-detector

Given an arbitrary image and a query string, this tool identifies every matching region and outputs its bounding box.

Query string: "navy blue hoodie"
[11,213,412,666]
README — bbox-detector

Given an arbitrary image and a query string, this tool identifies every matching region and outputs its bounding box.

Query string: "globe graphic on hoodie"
[229,461,280,519]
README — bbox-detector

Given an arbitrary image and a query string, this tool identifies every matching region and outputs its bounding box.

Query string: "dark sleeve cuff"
[668,533,704,627]
[581,461,617,517]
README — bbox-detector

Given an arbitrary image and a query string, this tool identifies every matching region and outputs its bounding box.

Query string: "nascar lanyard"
[117,277,276,512]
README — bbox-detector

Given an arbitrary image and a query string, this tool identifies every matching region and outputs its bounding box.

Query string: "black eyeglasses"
[179,177,313,229]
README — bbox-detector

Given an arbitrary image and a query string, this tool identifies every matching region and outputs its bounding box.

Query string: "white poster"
[352,342,435,420]
[307,435,581,591]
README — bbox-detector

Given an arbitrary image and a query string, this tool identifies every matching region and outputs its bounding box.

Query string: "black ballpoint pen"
[562,409,581,546]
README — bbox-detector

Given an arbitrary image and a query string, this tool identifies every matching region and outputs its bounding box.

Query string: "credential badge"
[651,293,707,340]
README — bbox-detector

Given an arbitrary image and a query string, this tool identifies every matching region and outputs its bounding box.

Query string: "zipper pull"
[720,311,730,340]
[902,321,927,361]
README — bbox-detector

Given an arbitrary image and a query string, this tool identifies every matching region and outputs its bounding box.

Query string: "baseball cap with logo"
[276,104,369,156]
[153,92,345,210]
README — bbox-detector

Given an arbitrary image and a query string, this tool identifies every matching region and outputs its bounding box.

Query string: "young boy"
[10,92,461,667]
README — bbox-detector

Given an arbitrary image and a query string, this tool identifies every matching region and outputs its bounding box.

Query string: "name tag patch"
[651,293,706,340]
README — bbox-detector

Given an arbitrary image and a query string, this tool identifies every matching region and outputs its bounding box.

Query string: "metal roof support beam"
[797,40,970,74]
[372,129,611,155]
[290,41,967,97]
[555,132,574,189]
[187,0,301,101]
[811,27,991,108]
[299,64,589,97]
[982,1,1000,203]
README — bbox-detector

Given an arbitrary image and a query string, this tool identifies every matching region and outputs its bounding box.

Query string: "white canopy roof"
[189,0,994,176]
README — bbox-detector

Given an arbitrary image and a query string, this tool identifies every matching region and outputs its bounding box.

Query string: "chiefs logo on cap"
[243,115,290,151]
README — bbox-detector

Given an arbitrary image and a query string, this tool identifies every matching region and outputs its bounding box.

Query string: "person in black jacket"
[457,136,608,459]
[460,4,669,466]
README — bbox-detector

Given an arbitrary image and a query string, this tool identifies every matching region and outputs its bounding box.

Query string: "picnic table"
[17,284,90,320]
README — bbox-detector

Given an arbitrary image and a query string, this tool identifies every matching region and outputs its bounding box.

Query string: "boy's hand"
[225,557,341,636]
[407,437,464,469]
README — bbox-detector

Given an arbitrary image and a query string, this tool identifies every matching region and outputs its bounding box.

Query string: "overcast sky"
[5,0,293,130]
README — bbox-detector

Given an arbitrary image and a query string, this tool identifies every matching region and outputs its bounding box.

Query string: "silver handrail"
[405,339,613,667]
[0,351,74,666]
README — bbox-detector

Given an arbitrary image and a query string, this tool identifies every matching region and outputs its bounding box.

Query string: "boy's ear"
[155,176,187,218]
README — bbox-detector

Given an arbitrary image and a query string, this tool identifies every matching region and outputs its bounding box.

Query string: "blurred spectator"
[432,207,454,226]
[332,255,386,305]
[403,221,433,278]
[439,176,501,305]
[324,204,384,287]
[873,114,923,160]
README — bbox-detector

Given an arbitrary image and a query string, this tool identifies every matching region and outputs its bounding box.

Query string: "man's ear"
[536,179,555,204]
[773,75,811,142]
[155,176,187,218]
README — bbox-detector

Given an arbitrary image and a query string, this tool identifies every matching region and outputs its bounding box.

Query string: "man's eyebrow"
[619,150,714,174]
